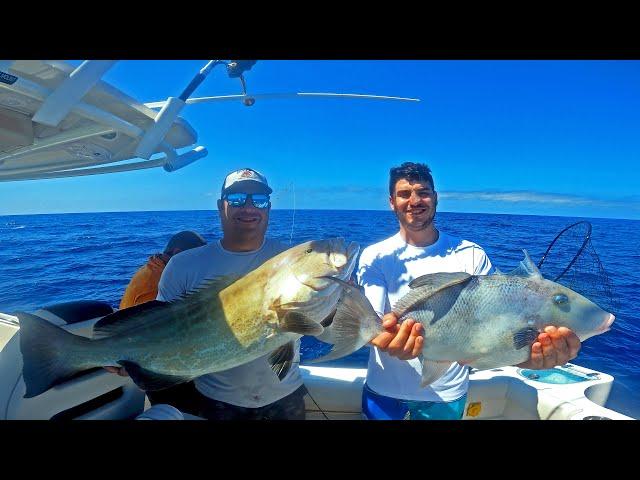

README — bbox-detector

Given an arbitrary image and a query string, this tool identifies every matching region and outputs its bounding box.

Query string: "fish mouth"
[597,313,616,333]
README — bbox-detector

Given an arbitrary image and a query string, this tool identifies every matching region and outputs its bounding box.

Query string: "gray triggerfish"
[314,250,615,387]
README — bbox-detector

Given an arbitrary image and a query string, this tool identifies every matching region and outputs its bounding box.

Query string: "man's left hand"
[517,326,581,369]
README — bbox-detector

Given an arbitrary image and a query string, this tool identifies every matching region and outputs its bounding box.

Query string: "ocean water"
[1,210,639,419]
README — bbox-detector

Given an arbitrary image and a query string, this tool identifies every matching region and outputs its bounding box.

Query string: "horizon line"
[2,208,638,222]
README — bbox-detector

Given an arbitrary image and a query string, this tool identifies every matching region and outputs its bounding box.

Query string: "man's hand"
[517,326,581,369]
[104,366,129,377]
[369,312,424,360]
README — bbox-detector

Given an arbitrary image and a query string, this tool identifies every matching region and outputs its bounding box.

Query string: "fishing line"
[306,390,330,420]
[282,360,330,420]
[289,181,296,245]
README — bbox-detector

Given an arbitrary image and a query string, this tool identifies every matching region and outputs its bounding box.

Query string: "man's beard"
[397,209,436,231]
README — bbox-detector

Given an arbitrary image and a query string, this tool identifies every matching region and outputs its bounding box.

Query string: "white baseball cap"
[220,168,272,197]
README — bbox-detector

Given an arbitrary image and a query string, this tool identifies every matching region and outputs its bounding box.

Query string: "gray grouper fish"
[17,238,379,398]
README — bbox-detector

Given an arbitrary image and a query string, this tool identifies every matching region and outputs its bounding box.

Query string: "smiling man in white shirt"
[357,162,582,420]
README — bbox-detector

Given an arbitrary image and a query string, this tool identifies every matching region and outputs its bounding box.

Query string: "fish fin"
[319,309,336,328]
[92,300,168,339]
[493,267,503,275]
[393,273,472,316]
[308,277,382,364]
[268,341,296,380]
[315,309,338,344]
[173,275,240,301]
[408,272,472,289]
[420,358,452,387]
[513,326,540,350]
[314,283,367,344]
[117,361,194,392]
[17,311,92,398]
[280,311,324,336]
[507,250,543,279]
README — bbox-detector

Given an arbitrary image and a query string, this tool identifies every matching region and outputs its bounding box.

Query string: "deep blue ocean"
[1,210,639,418]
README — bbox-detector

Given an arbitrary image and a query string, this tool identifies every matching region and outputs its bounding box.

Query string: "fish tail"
[17,311,92,398]
[310,277,382,363]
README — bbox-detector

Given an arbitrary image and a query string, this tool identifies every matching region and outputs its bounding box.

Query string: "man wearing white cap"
[153,167,306,420]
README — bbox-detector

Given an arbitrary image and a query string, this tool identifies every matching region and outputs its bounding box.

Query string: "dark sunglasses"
[223,192,271,209]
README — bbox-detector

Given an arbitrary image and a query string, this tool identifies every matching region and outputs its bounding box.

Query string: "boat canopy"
[0,60,204,181]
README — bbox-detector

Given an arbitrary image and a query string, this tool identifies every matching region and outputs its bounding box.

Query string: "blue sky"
[1,60,639,219]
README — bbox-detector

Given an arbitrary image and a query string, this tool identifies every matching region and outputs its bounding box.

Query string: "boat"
[0,60,633,420]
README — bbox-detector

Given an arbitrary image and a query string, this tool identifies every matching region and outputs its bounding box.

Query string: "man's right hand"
[104,366,129,377]
[369,312,423,360]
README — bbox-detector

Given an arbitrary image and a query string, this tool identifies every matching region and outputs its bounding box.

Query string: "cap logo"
[239,169,255,179]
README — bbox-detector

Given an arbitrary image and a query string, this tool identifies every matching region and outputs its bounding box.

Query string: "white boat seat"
[0,301,145,419]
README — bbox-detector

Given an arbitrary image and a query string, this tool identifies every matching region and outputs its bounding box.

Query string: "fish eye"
[553,294,569,305]
[305,248,313,254]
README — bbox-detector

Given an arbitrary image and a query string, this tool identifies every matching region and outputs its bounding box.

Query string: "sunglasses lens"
[251,195,270,209]
[225,193,247,207]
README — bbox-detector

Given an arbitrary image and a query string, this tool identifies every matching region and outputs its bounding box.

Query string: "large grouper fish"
[314,250,616,387]
[17,238,378,398]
